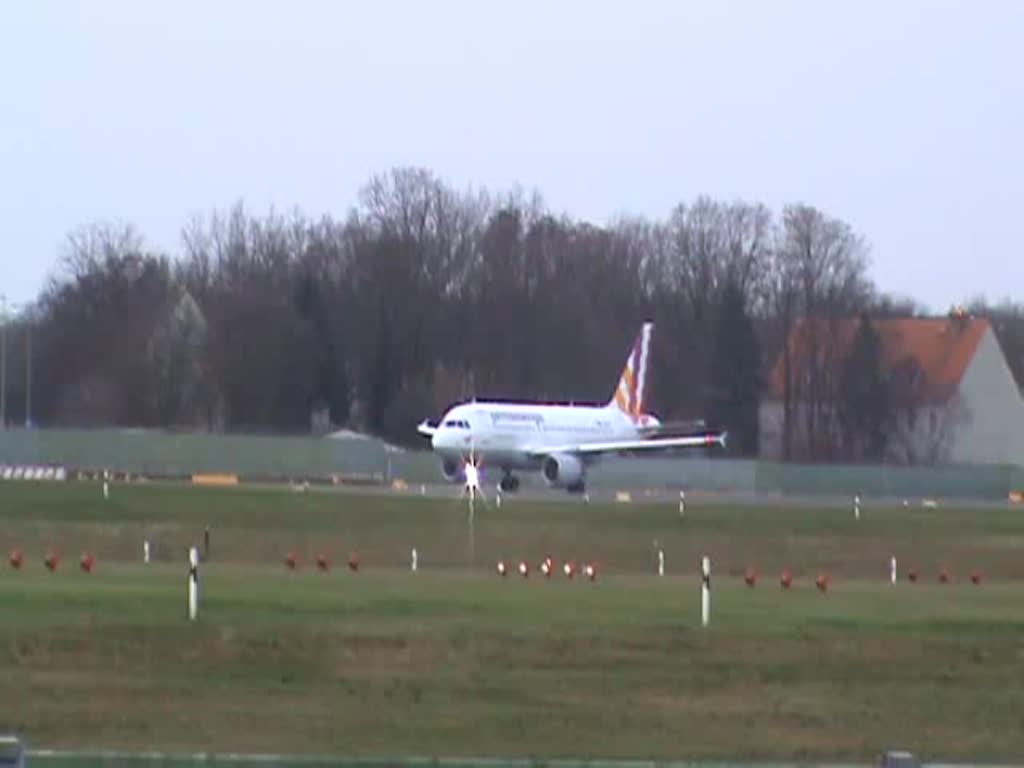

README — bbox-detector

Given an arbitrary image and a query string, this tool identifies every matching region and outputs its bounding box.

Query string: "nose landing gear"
[499,473,520,493]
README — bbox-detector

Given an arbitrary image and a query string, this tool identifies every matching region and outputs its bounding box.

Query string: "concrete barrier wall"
[756,460,1022,501]
[0,429,388,479]
[0,428,1021,501]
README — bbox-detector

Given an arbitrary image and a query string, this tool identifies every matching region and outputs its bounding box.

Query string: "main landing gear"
[499,473,520,493]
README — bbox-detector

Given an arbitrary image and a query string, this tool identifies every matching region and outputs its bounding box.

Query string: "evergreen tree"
[706,280,762,456]
[838,314,889,461]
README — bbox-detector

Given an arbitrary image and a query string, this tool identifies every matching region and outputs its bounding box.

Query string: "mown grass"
[1,481,1024,759]
[2,481,1024,579]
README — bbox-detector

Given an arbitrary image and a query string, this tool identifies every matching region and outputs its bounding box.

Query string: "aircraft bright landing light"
[464,462,480,492]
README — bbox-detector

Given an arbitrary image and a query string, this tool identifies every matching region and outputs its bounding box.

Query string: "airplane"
[416,322,727,494]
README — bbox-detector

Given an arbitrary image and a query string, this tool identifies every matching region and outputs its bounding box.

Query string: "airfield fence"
[20,754,885,768]
[1,428,1023,501]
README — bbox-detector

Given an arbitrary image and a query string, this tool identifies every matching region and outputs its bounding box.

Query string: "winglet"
[417,419,437,438]
[703,431,728,449]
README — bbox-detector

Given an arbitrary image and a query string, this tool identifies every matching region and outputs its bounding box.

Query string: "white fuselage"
[419,323,724,491]
[430,401,647,470]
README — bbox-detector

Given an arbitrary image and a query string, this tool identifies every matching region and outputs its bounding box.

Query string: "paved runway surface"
[323,477,1016,511]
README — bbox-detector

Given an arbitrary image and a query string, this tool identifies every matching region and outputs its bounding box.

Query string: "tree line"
[4,167,1021,462]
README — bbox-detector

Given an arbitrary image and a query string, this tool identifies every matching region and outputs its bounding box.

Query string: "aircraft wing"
[417,419,438,437]
[636,419,706,435]
[527,432,727,456]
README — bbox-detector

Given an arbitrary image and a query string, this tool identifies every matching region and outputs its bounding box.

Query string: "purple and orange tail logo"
[609,322,652,423]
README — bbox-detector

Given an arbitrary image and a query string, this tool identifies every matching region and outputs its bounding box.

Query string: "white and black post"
[187,546,199,621]
[854,494,861,521]
[658,548,665,577]
[679,491,686,518]
[700,555,711,627]
[103,470,109,500]
[890,555,897,585]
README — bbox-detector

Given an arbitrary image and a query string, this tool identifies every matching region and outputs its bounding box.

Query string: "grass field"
[3,481,1024,761]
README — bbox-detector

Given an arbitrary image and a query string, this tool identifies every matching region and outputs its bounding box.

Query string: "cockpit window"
[443,419,470,429]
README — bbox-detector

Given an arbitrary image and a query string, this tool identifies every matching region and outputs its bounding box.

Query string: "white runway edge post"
[658,548,665,577]
[411,547,418,572]
[143,539,150,565]
[679,491,686,517]
[890,555,897,585]
[701,555,710,627]
[187,546,199,621]
[854,494,861,520]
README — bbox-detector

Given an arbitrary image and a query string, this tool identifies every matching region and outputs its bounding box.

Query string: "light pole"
[0,299,32,429]
[0,294,6,429]
[24,315,31,429]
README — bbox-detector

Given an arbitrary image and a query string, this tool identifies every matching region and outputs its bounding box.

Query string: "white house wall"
[954,328,1024,466]
[884,401,963,466]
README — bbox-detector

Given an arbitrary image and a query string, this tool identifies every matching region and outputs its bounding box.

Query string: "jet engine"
[541,453,584,488]
[441,457,460,482]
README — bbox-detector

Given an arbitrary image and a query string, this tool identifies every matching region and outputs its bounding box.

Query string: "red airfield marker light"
[939,567,951,584]
[815,572,830,593]
[563,561,576,579]
[540,556,554,578]
[80,552,95,573]
[744,567,758,588]
[316,553,330,572]
[970,571,983,585]
[9,549,23,570]
[584,562,598,582]
[780,569,793,589]
[518,560,529,578]
[496,560,507,577]
[908,569,919,583]
[44,551,60,572]
[348,552,360,573]
[285,552,299,570]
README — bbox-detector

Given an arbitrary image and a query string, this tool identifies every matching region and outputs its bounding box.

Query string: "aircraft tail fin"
[607,322,653,423]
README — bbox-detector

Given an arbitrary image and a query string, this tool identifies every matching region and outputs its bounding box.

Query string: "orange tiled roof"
[767,316,990,403]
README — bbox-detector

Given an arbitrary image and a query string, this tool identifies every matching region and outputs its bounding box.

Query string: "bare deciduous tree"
[25,169,900,459]
[769,204,872,461]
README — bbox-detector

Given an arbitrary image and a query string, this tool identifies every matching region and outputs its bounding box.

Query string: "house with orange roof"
[759,312,1024,466]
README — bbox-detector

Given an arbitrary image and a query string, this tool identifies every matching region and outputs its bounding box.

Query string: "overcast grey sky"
[2,0,1022,312]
